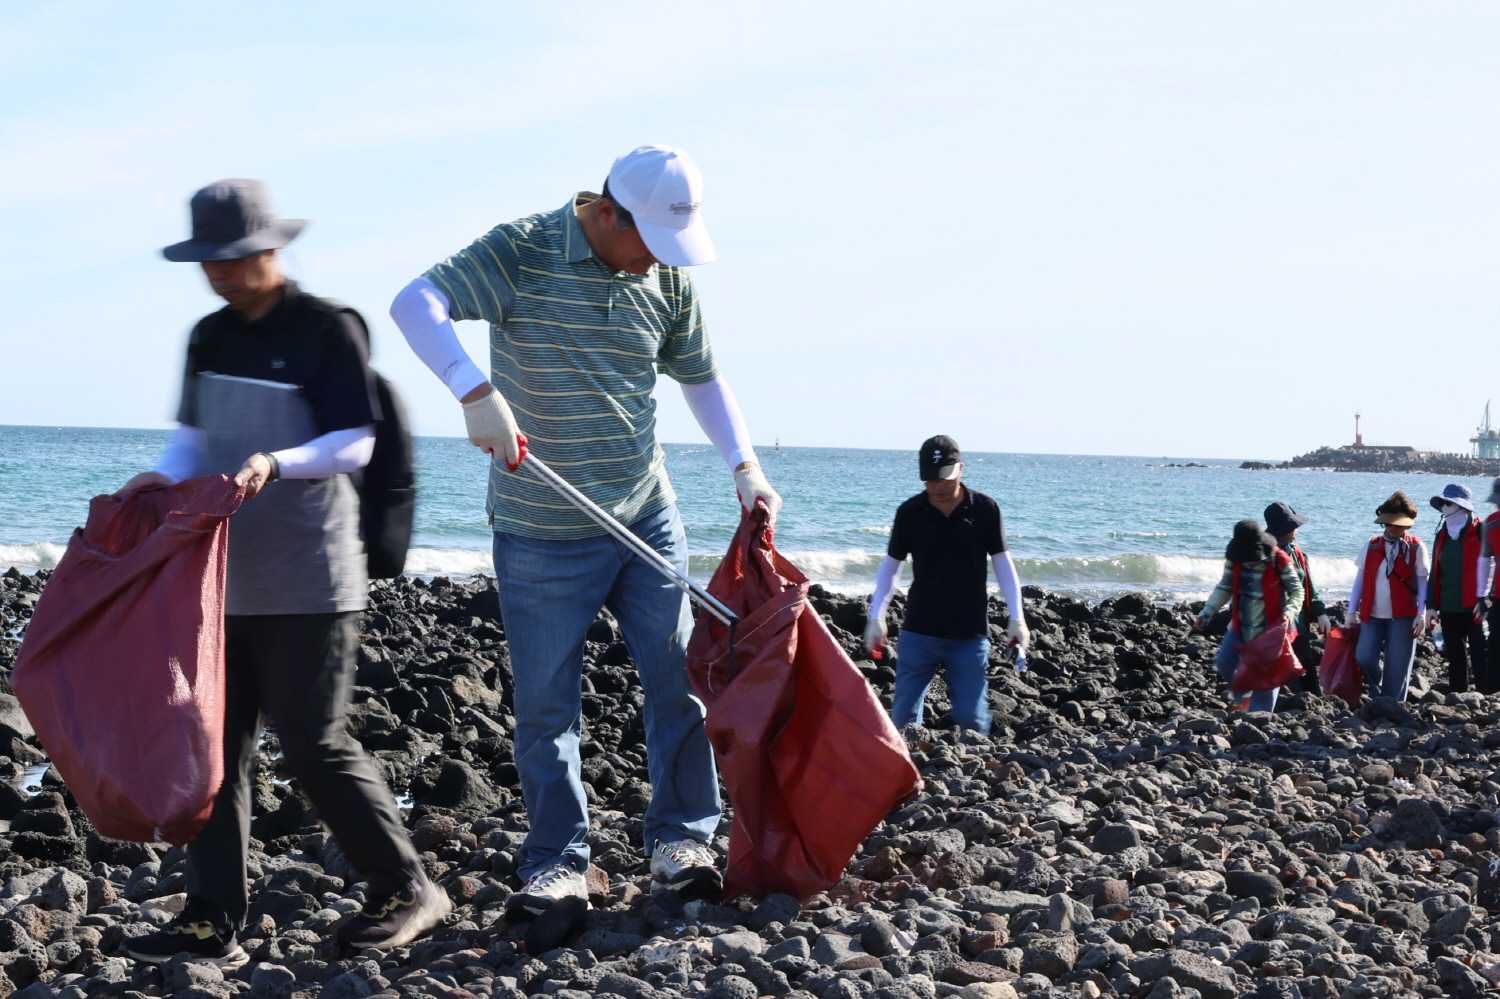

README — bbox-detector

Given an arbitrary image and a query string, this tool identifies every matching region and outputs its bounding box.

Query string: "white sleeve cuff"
[992,551,1023,616]
[680,375,757,471]
[870,555,902,620]
[390,277,490,400]
[270,425,376,479]
[152,425,207,483]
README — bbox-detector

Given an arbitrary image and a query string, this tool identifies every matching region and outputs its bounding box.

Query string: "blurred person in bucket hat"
[118,179,442,964]
[1263,502,1329,691]
[1194,519,1304,712]
[1346,491,1429,701]
[1426,484,1488,693]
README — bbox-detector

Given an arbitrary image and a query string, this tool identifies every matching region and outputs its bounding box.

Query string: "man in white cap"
[390,145,779,916]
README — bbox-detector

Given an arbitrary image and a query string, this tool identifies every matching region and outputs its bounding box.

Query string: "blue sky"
[3,3,1497,459]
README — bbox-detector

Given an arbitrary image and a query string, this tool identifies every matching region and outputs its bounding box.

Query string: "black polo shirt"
[176,280,379,435]
[888,487,1007,640]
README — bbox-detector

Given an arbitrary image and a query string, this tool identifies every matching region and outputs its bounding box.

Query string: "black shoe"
[125,900,248,968]
[338,877,452,950]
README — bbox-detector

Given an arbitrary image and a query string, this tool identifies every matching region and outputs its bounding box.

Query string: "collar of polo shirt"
[565,192,654,279]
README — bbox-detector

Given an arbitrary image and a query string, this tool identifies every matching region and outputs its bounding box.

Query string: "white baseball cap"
[605,144,715,267]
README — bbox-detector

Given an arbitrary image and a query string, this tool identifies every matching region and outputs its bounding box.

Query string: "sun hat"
[918,436,961,481]
[605,145,714,267]
[1430,482,1474,512]
[1262,502,1309,540]
[162,179,306,262]
[1226,519,1277,563]
[1374,491,1418,527]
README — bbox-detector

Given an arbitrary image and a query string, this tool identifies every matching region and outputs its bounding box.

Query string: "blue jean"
[491,504,720,880]
[1214,627,1279,713]
[890,631,992,734]
[1354,616,1416,701]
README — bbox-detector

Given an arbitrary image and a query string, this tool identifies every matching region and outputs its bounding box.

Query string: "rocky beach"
[2,566,1500,999]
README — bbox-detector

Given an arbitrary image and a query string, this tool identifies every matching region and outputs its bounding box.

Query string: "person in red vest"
[1263,502,1330,691]
[1426,483,1487,693]
[1474,478,1500,694]
[1193,519,1304,712]
[1346,491,1429,702]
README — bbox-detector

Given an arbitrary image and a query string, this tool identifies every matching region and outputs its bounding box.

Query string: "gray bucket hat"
[162,179,306,262]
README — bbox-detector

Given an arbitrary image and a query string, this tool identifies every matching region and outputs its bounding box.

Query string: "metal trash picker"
[519,451,739,629]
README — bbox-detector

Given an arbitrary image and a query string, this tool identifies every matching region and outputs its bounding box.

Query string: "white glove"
[864,617,887,655]
[462,388,522,468]
[734,464,783,524]
[1006,617,1030,652]
[1412,610,1429,637]
[1316,614,1331,637]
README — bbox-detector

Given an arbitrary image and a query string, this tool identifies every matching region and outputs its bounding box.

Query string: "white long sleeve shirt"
[153,424,376,482]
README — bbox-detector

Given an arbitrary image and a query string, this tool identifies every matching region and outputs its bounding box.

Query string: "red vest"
[1229,548,1291,636]
[1284,542,1313,618]
[1487,511,1500,598]
[1359,535,1423,621]
[1431,516,1483,609]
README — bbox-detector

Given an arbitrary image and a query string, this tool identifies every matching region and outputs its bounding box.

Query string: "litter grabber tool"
[516,447,739,630]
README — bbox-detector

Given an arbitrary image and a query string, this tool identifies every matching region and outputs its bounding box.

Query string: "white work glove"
[462,388,523,469]
[1316,614,1331,637]
[1412,610,1429,638]
[734,464,783,524]
[1006,617,1030,652]
[864,617,888,655]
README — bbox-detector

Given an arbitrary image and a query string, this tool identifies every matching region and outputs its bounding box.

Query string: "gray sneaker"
[651,839,722,900]
[505,864,589,921]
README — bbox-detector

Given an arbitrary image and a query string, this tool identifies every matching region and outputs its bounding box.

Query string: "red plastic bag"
[686,507,922,901]
[11,476,243,845]
[1230,620,1305,692]
[1319,626,1362,709]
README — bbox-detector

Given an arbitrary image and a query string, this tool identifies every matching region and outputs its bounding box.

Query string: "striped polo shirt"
[424,193,718,539]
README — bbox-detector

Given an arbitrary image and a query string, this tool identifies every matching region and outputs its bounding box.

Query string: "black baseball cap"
[919,435,962,481]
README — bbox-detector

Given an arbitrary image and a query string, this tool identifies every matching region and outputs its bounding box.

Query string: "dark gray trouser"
[185,612,422,928]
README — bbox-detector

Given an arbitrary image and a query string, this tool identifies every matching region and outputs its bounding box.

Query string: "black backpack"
[329,305,416,579]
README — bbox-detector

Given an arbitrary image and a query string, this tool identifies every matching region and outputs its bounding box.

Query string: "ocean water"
[2,424,1493,603]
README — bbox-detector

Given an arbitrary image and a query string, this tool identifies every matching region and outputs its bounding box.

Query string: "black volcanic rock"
[0,567,1495,998]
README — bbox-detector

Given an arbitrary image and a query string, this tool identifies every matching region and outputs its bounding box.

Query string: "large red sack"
[685,507,922,901]
[11,476,243,846]
[1319,626,1362,709]
[1230,620,1305,692]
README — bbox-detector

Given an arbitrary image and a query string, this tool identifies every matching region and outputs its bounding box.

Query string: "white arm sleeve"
[152,425,207,484]
[869,555,902,621]
[992,551,1024,617]
[1480,555,1495,603]
[390,277,490,400]
[680,375,757,472]
[1347,547,1366,619]
[270,425,376,479]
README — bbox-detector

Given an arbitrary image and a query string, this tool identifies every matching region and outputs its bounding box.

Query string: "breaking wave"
[2,540,1359,605]
[0,542,66,570]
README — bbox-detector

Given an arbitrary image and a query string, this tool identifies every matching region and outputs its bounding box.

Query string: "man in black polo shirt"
[115,180,441,965]
[864,436,1028,734]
